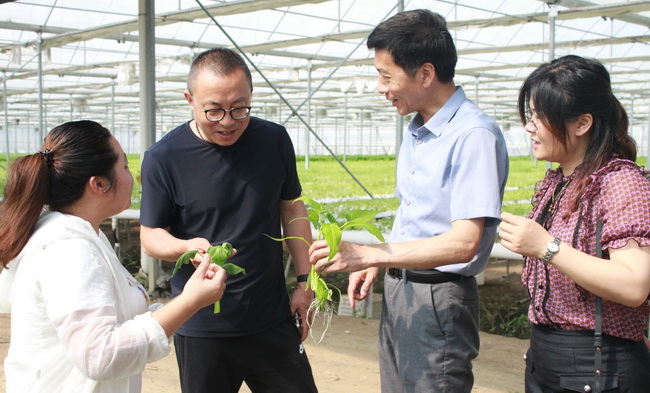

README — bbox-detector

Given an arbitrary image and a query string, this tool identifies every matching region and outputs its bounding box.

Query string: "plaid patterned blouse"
[523,157,650,341]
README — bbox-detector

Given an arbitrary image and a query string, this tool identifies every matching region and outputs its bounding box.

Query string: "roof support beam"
[539,0,650,28]
[458,1,650,29]
[17,0,330,51]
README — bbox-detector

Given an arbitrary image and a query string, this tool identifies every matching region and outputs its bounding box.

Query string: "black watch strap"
[296,274,309,283]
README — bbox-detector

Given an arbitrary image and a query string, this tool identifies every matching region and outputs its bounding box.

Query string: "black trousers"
[174,319,318,393]
[525,324,650,392]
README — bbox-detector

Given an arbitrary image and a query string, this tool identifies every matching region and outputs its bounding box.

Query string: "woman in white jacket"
[0,120,227,393]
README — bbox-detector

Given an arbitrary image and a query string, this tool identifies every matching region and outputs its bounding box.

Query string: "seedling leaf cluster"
[172,242,245,313]
[267,196,385,342]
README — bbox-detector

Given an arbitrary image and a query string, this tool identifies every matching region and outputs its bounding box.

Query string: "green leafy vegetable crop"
[266,196,385,342]
[172,242,246,313]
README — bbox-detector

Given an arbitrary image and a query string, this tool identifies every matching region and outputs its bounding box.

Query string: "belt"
[387,268,467,284]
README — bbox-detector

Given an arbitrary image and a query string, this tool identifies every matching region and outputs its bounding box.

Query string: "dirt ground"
[0,316,528,393]
[0,259,530,393]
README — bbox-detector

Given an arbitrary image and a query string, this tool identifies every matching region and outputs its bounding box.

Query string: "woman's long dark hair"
[0,120,117,268]
[518,55,636,210]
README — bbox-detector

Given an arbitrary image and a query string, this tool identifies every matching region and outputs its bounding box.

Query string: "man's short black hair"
[187,47,253,93]
[367,9,457,83]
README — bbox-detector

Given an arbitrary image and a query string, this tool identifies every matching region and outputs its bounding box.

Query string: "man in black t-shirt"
[140,48,317,393]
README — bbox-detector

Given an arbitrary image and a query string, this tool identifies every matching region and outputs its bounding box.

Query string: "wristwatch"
[296,274,309,283]
[542,238,561,264]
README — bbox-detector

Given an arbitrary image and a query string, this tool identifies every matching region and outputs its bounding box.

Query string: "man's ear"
[184,90,193,106]
[575,113,593,136]
[420,62,436,88]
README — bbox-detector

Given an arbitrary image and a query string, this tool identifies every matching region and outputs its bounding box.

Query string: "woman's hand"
[152,253,228,337]
[183,253,227,309]
[499,212,554,259]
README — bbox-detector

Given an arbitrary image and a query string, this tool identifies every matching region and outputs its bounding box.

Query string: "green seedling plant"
[266,196,385,342]
[172,242,245,314]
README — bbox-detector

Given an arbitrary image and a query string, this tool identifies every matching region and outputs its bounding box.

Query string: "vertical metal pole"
[337,0,341,33]
[127,115,132,154]
[37,34,44,143]
[26,112,30,151]
[369,115,373,153]
[3,74,9,165]
[12,119,16,153]
[111,79,116,132]
[344,94,348,163]
[43,103,47,139]
[139,0,157,290]
[548,3,557,61]
[546,3,558,170]
[139,0,156,155]
[646,102,650,161]
[359,110,364,155]
[69,94,73,121]
[334,118,338,156]
[395,0,405,160]
[305,61,312,169]
[314,107,319,156]
[629,97,635,148]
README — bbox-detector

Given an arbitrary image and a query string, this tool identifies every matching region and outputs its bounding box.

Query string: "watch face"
[548,243,560,253]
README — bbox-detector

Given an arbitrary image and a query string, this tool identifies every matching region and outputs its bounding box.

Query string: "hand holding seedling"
[181,252,228,310]
[309,239,373,274]
[172,242,246,313]
[290,281,314,342]
[265,196,385,342]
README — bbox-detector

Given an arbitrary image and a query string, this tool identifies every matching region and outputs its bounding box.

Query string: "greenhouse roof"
[1,0,649,155]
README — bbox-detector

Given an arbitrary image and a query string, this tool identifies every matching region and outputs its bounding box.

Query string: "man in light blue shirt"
[309,9,508,393]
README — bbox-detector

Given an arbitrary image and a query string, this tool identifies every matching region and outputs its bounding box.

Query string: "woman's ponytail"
[0,154,51,268]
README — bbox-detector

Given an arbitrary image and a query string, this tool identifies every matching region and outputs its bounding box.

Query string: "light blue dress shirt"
[391,87,509,276]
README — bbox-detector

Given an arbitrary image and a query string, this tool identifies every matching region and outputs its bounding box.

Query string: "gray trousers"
[379,272,480,393]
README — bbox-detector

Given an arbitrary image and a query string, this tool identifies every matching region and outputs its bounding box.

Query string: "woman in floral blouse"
[499,55,650,392]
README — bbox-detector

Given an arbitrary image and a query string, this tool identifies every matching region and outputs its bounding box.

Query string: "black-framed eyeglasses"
[525,113,541,131]
[201,106,252,122]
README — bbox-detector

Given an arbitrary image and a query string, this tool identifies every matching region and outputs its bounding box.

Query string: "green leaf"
[324,211,339,226]
[295,196,323,212]
[315,280,329,305]
[328,282,342,300]
[209,246,230,265]
[221,262,246,275]
[206,242,233,265]
[221,242,233,255]
[206,246,219,260]
[262,233,310,246]
[172,242,244,314]
[172,250,199,277]
[288,216,310,225]
[307,209,322,230]
[321,223,342,261]
[345,209,378,223]
[308,266,319,292]
[343,222,386,243]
